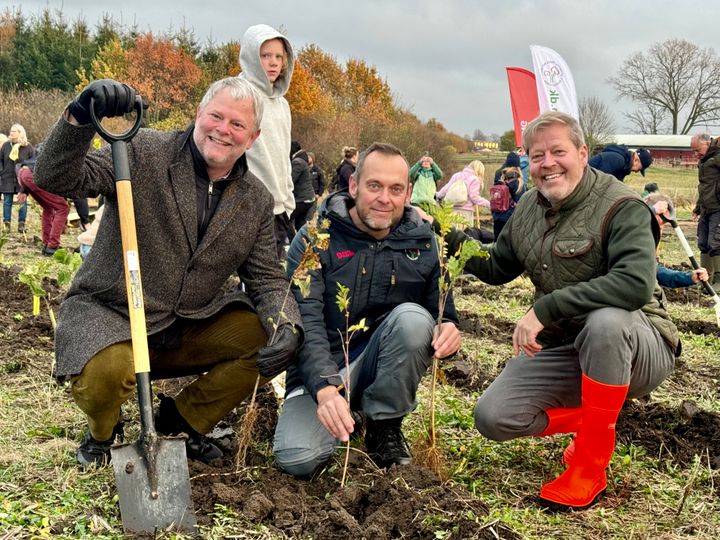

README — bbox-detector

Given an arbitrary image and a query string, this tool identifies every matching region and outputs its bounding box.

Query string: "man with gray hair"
[36,77,302,468]
[690,133,720,290]
[449,111,679,510]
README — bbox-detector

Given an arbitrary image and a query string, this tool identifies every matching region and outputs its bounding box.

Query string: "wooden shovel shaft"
[117,179,150,375]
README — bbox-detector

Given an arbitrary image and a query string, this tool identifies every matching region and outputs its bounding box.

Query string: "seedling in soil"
[236,218,330,466]
[335,283,368,487]
[416,202,486,476]
[17,248,81,329]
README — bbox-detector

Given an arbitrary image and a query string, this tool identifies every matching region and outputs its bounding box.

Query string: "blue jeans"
[2,192,27,224]
[273,302,436,476]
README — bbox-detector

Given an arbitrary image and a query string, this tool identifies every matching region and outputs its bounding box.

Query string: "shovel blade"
[111,437,197,534]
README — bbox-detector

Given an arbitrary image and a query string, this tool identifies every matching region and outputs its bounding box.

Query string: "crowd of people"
[3,22,717,517]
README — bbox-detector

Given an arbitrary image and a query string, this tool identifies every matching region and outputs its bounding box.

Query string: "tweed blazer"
[36,118,301,378]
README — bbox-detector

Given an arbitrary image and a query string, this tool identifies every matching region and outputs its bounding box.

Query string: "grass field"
[1,167,719,538]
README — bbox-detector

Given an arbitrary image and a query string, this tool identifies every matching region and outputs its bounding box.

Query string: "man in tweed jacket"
[36,77,302,467]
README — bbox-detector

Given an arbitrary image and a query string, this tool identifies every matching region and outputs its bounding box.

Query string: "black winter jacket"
[693,138,720,215]
[284,191,458,400]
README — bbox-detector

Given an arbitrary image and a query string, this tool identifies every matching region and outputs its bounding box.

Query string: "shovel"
[660,214,720,327]
[88,98,197,534]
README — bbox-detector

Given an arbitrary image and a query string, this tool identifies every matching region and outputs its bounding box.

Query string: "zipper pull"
[391,273,396,285]
[207,182,213,209]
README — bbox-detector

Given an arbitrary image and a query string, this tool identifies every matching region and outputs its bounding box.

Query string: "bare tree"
[624,102,668,135]
[579,96,615,154]
[609,38,720,134]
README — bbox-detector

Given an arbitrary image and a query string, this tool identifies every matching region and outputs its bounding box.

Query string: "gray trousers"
[474,308,675,442]
[273,303,435,476]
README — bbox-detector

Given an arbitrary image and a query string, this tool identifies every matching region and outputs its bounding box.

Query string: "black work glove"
[256,324,302,378]
[68,79,137,125]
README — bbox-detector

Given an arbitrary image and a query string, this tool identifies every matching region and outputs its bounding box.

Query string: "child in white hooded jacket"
[239,24,296,259]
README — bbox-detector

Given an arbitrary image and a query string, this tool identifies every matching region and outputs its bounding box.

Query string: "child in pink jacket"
[436,160,489,224]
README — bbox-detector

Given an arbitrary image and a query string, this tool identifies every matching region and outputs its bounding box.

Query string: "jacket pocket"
[552,238,594,258]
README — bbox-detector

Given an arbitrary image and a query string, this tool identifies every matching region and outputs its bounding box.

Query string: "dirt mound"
[674,318,720,337]
[443,352,496,391]
[457,311,516,344]
[617,400,720,469]
[189,457,519,539]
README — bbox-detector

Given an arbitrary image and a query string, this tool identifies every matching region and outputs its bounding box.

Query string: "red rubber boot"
[536,408,581,466]
[538,374,629,510]
[536,408,582,437]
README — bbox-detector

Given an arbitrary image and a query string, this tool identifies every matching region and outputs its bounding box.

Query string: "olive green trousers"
[71,309,269,441]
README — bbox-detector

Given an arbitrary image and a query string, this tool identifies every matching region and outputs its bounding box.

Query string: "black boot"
[365,416,411,469]
[75,421,124,468]
[155,394,223,463]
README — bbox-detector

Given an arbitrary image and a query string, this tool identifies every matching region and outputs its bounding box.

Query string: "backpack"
[444,178,468,205]
[489,183,511,213]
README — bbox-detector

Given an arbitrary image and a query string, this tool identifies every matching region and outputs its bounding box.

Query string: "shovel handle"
[663,217,720,299]
[89,96,144,144]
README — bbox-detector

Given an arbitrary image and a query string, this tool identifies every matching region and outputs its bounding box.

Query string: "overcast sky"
[11,0,720,137]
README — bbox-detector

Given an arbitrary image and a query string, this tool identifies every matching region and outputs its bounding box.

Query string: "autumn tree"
[345,58,393,114]
[499,129,517,151]
[125,33,203,123]
[610,38,720,134]
[297,44,349,107]
[579,96,615,154]
[76,37,129,89]
[198,39,240,83]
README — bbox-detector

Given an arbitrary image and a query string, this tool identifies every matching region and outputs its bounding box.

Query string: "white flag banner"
[530,45,579,120]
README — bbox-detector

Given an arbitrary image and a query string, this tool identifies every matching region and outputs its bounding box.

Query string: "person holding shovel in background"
[35,77,302,467]
[448,111,679,510]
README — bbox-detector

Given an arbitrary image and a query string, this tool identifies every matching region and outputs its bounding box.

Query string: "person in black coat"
[289,142,316,239]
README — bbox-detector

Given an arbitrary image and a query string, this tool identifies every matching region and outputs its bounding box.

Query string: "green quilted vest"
[509,167,680,352]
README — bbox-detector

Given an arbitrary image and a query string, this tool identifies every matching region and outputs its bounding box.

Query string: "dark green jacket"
[693,138,720,215]
[453,167,679,352]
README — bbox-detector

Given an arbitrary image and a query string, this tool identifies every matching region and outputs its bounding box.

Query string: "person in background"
[516,146,530,184]
[334,146,358,192]
[289,141,316,241]
[491,164,526,239]
[449,111,678,510]
[16,150,70,256]
[36,77,302,468]
[70,198,92,231]
[409,154,442,209]
[436,160,489,224]
[588,144,653,182]
[239,24,296,261]
[77,203,104,259]
[640,182,659,198]
[0,123,35,233]
[690,133,720,292]
[274,142,460,476]
[307,151,325,198]
[645,194,708,288]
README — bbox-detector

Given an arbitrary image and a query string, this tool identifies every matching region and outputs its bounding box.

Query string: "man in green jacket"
[451,112,679,510]
[691,133,720,290]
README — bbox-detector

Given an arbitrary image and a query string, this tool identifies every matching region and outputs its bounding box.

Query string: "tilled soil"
[618,400,720,469]
[0,264,59,372]
[189,456,519,540]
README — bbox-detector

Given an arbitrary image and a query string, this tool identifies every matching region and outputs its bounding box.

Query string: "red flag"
[506,67,540,147]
